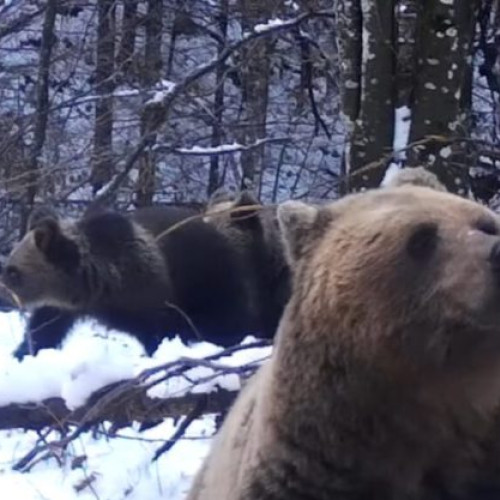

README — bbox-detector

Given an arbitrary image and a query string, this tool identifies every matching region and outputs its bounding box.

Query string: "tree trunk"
[336,0,362,194]
[20,0,57,236]
[207,0,229,196]
[237,0,280,194]
[406,0,480,194]
[90,0,116,195]
[135,0,163,207]
[341,0,396,192]
[116,0,138,76]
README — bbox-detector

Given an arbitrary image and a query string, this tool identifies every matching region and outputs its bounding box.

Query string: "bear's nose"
[489,241,500,272]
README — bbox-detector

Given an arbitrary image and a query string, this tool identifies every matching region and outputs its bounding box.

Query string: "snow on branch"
[89,8,334,209]
[0,340,270,432]
[158,137,290,156]
[2,340,270,472]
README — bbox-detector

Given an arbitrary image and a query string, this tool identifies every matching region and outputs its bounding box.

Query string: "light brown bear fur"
[384,166,447,192]
[188,184,500,500]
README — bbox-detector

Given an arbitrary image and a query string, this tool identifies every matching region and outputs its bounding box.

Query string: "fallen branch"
[0,340,271,432]
[0,385,239,433]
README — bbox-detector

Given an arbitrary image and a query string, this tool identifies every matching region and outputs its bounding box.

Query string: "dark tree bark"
[237,0,281,194]
[337,0,396,192]
[20,0,58,236]
[407,0,480,194]
[208,0,229,196]
[135,0,163,207]
[90,0,116,195]
[336,0,362,194]
[116,0,139,75]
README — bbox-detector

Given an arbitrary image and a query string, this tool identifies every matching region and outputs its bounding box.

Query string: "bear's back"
[130,205,261,345]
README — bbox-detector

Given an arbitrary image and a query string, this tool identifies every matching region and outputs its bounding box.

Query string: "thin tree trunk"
[116,0,138,75]
[208,0,229,196]
[90,0,116,195]
[345,0,396,192]
[20,0,57,235]
[407,0,480,194]
[237,0,280,194]
[336,0,362,194]
[135,0,163,207]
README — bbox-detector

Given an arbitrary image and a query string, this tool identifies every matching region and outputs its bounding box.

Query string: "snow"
[381,106,411,186]
[0,312,272,499]
[144,80,177,107]
[380,163,401,187]
[254,18,288,33]
[173,142,244,155]
[393,106,411,154]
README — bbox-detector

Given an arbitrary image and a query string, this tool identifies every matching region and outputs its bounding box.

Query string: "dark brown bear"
[188,184,500,500]
[203,189,291,342]
[2,204,274,359]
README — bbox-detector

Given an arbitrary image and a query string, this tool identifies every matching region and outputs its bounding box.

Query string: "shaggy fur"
[203,189,291,341]
[3,204,268,359]
[384,166,447,191]
[188,184,500,500]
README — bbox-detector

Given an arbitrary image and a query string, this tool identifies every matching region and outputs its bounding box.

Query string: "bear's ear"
[278,201,331,263]
[230,190,261,222]
[32,217,62,254]
[208,187,235,207]
[32,218,80,270]
[28,205,59,231]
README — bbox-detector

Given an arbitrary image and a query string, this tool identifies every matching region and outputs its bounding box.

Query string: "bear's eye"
[406,222,438,261]
[474,217,498,236]
[4,266,23,287]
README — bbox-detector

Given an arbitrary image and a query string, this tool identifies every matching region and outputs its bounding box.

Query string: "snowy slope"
[0,313,272,499]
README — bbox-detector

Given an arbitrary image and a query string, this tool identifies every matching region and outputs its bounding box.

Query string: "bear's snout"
[489,240,500,273]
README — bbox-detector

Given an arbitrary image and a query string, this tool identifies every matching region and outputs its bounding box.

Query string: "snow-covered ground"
[0,312,272,499]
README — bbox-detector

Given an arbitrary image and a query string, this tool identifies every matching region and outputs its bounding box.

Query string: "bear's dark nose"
[490,241,500,272]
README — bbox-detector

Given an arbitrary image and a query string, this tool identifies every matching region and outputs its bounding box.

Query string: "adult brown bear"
[187,183,500,500]
[2,204,276,359]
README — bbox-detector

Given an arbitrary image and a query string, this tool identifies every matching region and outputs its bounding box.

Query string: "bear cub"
[2,203,277,359]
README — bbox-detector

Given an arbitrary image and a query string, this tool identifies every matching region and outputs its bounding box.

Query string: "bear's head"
[1,207,83,310]
[277,184,500,381]
[204,189,286,270]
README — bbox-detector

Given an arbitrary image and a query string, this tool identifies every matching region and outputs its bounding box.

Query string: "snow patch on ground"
[0,312,271,499]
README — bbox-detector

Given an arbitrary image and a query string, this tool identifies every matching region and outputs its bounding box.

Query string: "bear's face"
[1,214,82,310]
[278,185,500,373]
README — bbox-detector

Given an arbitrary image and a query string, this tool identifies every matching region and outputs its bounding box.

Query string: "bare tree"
[90,0,116,195]
[134,0,163,207]
[406,0,481,193]
[336,0,395,192]
[207,0,229,196]
[116,0,139,77]
[237,0,280,195]
[20,0,58,235]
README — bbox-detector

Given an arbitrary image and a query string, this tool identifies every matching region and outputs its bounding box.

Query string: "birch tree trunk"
[336,0,396,193]
[406,0,480,194]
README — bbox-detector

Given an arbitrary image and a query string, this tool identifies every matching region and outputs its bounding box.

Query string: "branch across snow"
[0,312,272,499]
[0,313,271,410]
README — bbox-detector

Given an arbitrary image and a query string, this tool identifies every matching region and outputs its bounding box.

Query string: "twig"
[152,398,207,462]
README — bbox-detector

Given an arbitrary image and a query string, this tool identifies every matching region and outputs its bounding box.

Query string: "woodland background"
[0,1,499,497]
[0,0,498,258]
